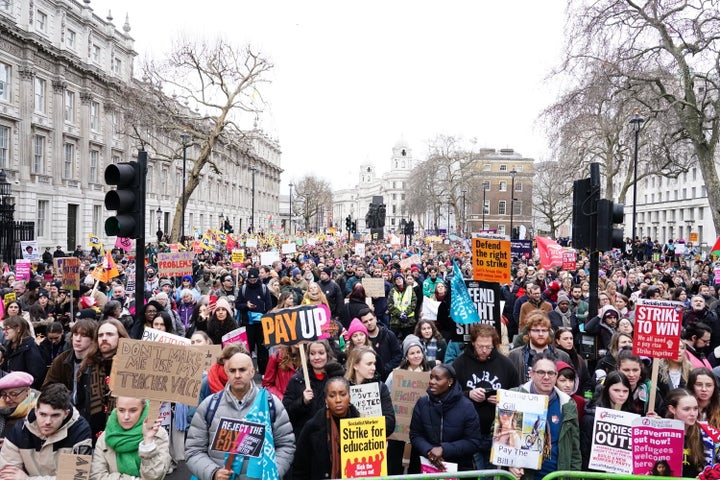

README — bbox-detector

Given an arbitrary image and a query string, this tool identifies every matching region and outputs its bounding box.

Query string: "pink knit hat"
[346,318,368,338]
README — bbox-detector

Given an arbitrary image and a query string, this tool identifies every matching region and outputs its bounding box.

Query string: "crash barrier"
[545,472,693,480]
[338,470,694,480]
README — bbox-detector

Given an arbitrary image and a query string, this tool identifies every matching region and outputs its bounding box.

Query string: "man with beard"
[682,322,714,369]
[508,311,571,385]
[685,295,720,348]
[359,308,402,380]
[453,324,519,468]
[568,285,589,327]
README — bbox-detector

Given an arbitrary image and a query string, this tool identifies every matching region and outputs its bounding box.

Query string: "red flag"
[535,236,563,268]
[226,234,237,252]
[711,236,720,255]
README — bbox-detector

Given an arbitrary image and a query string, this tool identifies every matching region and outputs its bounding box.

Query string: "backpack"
[204,388,276,426]
[241,283,268,299]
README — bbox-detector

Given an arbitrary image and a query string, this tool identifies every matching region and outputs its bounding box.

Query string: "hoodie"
[584,305,619,354]
[556,360,586,423]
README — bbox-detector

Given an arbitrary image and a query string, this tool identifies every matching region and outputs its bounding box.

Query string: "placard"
[388,370,430,442]
[588,407,639,473]
[690,232,698,243]
[281,243,297,254]
[354,243,366,257]
[222,326,250,352]
[115,237,134,251]
[362,278,386,298]
[399,254,421,270]
[210,417,265,457]
[260,251,280,267]
[490,389,548,469]
[340,417,387,478]
[14,260,31,281]
[245,238,258,248]
[465,280,501,328]
[231,249,245,268]
[55,257,80,291]
[511,240,533,260]
[350,382,382,417]
[110,338,216,406]
[632,416,684,476]
[261,305,330,346]
[157,251,194,278]
[433,242,451,252]
[20,241,39,261]
[142,327,191,345]
[561,250,576,271]
[57,453,92,480]
[472,238,511,283]
[632,300,683,358]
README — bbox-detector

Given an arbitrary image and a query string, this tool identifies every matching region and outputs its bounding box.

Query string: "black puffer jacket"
[5,337,47,390]
[282,362,345,437]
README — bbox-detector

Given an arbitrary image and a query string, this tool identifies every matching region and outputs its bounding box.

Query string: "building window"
[0,125,8,168]
[66,29,76,49]
[63,143,74,179]
[515,181,523,192]
[483,164,490,171]
[111,154,120,164]
[112,58,122,75]
[37,200,48,237]
[34,78,46,113]
[112,111,120,133]
[90,101,100,131]
[0,1,12,12]
[92,44,101,63]
[499,164,507,171]
[499,181,507,192]
[35,10,47,32]
[498,200,507,215]
[32,135,45,174]
[161,167,168,195]
[0,63,9,101]
[64,91,75,122]
[92,205,102,235]
[89,150,99,183]
[514,165,523,172]
[513,200,522,215]
[498,225,506,235]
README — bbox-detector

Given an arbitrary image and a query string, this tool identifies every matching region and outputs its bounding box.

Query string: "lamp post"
[180,131,190,243]
[630,110,644,243]
[461,189,466,236]
[447,196,451,234]
[156,206,162,245]
[509,169,517,239]
[482,183,487,231]
[250,164,256,233]
[288,182,294,236]
[219,213,224,230]
[400,218,407,246]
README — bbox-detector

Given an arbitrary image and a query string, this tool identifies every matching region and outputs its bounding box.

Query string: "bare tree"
[293,176,333,231]
[121,37,273,242]
[533,160,575,238]
[561,0,720,233]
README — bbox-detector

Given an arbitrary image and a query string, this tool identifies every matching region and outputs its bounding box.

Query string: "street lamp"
[509,169,517,239]
[400,218,407,246]
[288,182,294,236]
[156,206,162,245]
[250,164,257,233]
[447,196,451,234]
[482,182,487,231]
[180,131,190,243]
[630,110,644,243]
[461,189,466,236]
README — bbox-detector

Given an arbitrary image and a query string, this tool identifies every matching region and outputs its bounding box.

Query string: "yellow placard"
[340,416,386,478]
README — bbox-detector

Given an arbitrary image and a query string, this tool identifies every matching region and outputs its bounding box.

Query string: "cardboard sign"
[260,251,280,267]
[211,418,265,457]
[57,453,92,480]
[231,249,245,268]
[222,326,250,352]
[340,417,387,478]
[350,383,382,417]
[193,241,203,254]
[14,260,31,281]
[632,300,683,359]
[110,338,216,406]
[588,408,639,473]
[142,327,191,345]
[246,238,258,248]
[433,242,451,252]
[354,243,366,257]
[632,417,684,476]
[388,370,430,442]
[472,238,511,283]
[561,250,576,271]
[261,305,330,346]
[399,254,421,270]
[490,389,549,469]
[362,278,386,298]
[55,257,80,291]
[465,280,501,328]
[157,251,193,278]
[281,243,296,254]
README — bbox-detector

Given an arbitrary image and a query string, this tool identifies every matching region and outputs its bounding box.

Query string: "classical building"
[0,0,281,252]
[333,139,414,232]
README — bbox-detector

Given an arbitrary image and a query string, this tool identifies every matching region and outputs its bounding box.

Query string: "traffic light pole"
[589,163,600,319]
[134,151,147,327]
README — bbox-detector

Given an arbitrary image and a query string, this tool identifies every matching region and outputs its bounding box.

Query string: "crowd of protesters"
[0,233,717,478]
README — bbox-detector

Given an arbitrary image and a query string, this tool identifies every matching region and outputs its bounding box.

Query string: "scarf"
[208,363,228,393]
[556,345,579,369]
[328,410,341,479]
[555,307,572,328]
[226,388,279,480]
[104,401,149,477]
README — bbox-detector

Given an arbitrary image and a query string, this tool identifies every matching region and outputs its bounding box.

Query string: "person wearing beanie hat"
[585,305,620,355]
[548,292,578,333]
[235,263,274,374]
[402,334,423,358]
[346,319,369,348]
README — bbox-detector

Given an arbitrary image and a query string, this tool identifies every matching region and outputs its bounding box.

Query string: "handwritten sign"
[632,300,683,358]
[354,243,366,257]
[55,257,80,291]
[350,383,382,417]
[388,370,429,442]
[472,238,511,283]
[399,254,421,270]
[632,417,684,476]
[261,305,330,346]
[57,453,92,480]
[115,237,134,251]
[589,408,639,473]
[340,417,387,478]
[110,339,216,406]
[157,251,193,278]
[362,278,385,298]
[211,418,265,457]
[142,327,191,345]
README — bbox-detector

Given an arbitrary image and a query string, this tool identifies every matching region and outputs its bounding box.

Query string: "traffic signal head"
[351,221,357,234]
[572,178,596,250]
[104,162,142,239]
[597,199,625,251]
[345,215,352,231]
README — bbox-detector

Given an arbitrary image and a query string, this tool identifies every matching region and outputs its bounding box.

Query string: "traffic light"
[572,178,596,250]
[104,161,143,239]
[224,219,233,234]
[351,221,357,234]
[597,199,625,251]
[345,215,352,231]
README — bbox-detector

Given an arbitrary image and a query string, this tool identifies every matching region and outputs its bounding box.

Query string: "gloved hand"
[400,312,408,323]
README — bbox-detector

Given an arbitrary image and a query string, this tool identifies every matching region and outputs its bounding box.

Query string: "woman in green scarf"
[90,396,171,480]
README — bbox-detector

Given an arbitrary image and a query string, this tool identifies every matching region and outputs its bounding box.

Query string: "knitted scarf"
[328,410,341,479]
[208,362,228,393]
[104,401,149,477]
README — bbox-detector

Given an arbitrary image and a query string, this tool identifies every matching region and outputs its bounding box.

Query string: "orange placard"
[472,238,511,283]
[689,232,698,243]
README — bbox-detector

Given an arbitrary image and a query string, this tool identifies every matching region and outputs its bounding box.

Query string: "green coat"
[512,382,581,478]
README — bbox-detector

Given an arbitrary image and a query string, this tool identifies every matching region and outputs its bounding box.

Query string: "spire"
[123,13,131,33]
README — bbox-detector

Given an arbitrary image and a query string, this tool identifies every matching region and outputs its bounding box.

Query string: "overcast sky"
[90,0,568,191]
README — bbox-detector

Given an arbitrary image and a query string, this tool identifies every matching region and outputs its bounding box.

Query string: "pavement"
[167,462,192,479]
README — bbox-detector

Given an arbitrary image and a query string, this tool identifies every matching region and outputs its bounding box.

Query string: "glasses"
[2,327,15,332]
[1,388,27,400]
[533,370,557,378]
[698,337,712,346]
[475,345,494,352]
[530,329,549,334]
